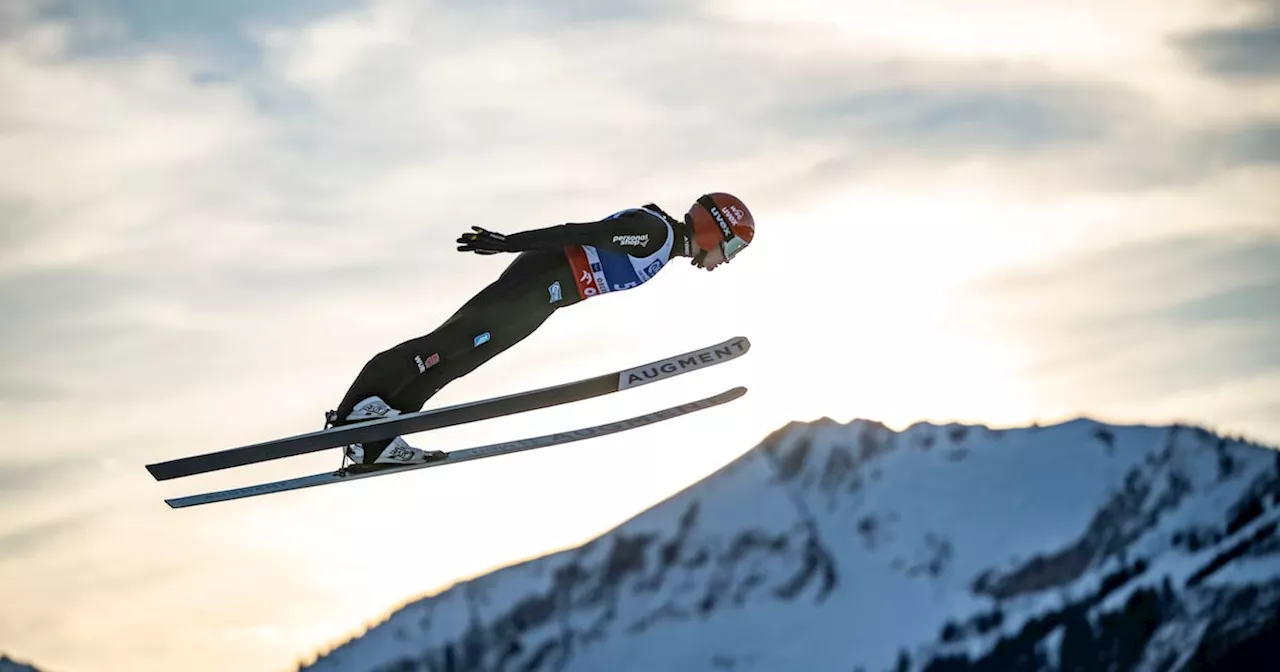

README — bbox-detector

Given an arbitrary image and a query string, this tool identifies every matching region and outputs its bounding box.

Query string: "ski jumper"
[331,204,687,427]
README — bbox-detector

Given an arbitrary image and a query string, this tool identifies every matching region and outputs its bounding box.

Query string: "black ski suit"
[330,204,693,435]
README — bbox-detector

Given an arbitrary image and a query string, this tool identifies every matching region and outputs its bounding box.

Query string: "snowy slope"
[300,417,1280,672]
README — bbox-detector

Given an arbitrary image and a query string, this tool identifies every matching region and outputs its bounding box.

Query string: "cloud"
[1177,0,1280,79]
[762,76,1136,192]
[0,513,95,560]
[1201,121,1280,166]
[0,460,69,500]
[0,375,64,405]
[242,1,1189,183]
[960,232,1280,417]
[3,0,1278,423]
[975,230,1280,311]
[0,0,1276,443]
[32,0,354,65]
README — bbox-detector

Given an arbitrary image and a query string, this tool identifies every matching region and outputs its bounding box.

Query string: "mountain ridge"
[0,654,45,672]
[296,415,1280,671]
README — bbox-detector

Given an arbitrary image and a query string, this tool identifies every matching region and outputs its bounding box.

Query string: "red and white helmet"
[686,192,754,264]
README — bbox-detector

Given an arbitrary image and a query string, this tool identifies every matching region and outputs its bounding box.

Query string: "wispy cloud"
[0,511,95,560]
[959,231,1280,437]
[1177,0,1280,79]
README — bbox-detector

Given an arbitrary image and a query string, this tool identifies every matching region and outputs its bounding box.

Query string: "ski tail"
[163,386,747,508]
[146,336,750,481]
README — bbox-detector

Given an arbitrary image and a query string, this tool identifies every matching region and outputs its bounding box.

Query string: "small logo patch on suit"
[548,281,563,303]
[414,352,440,373]
[612,234,649,247]
[474,332,491,347]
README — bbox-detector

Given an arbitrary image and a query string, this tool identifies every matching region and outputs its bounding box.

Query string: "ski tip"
[145,463,181,481]
[720,386,748,401]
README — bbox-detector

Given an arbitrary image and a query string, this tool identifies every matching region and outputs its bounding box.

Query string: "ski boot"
[327,396,446,473]
[343,436,446,473]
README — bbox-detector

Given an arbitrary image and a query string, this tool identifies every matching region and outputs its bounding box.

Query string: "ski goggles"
[722,234,749,260]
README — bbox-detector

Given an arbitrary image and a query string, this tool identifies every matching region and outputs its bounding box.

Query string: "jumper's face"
[699,245,728,270]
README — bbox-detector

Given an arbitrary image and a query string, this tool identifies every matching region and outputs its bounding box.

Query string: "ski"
[164,386,747,508]
[146,336,750,481]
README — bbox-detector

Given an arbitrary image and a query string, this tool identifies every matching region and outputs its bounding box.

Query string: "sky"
[1,0,1278,670]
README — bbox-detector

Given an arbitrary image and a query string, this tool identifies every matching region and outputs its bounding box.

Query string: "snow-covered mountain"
[0,654,45,672]
[299,417,1280,672]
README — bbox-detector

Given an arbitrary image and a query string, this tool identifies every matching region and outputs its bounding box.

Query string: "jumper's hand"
[456,226,513,255]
